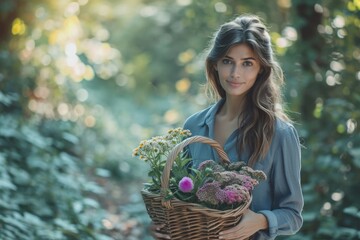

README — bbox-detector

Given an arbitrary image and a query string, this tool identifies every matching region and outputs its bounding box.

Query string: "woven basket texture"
[141,136,251,239]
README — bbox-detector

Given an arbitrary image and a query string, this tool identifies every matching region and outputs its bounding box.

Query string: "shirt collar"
[199,98,225,127]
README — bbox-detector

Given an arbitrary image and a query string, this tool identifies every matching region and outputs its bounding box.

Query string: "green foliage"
[132,128,192,192]
[0,97,112,240]
[1,0,360,238]
[282,0,360,239]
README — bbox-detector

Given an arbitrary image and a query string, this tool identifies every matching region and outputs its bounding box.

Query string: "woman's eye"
[222,59,232,64]
[243,61,253,67]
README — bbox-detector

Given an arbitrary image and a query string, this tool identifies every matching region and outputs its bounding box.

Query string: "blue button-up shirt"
[183,99,304,239]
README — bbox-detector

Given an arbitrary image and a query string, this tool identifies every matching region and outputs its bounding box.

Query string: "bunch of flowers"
[175,160,266,210]
[133,128,266,210]
[132,128,192,192]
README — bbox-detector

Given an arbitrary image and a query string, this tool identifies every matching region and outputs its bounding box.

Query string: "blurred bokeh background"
[0,0,359,239]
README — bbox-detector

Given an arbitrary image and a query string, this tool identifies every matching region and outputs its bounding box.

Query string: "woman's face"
[215,43,261,98]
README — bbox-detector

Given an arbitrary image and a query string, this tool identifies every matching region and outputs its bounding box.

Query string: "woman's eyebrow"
[241,57,256,61]
[224,55,256,61]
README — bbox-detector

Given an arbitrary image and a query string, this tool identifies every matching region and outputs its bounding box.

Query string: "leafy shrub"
[0,93,111,240]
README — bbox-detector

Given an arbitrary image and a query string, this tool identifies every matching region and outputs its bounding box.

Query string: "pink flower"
[224,190,238,204]
[223,184,250,203]
[178,177,194,193]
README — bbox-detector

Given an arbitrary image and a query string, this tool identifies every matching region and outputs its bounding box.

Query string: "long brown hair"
[205,14,290,166]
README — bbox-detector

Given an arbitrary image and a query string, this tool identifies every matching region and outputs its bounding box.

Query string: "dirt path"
[94,177,153,240]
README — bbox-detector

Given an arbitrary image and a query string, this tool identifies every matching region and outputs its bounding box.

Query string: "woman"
[152,14,303,240]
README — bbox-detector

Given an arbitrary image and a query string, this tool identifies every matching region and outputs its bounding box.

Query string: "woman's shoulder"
[183,105,213,130]
[183,99,224,131]
[274,118,300,143]
[275,118,294,131]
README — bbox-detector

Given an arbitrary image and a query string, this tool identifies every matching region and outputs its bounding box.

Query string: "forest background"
[0,0,359,239]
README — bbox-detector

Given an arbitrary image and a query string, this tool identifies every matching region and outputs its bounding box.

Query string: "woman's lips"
[226,80,245,87]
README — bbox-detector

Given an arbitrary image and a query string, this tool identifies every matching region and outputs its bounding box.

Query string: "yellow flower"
[132,147,139,157]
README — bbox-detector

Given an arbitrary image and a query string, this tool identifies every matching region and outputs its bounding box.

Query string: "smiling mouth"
[227,80,245,86]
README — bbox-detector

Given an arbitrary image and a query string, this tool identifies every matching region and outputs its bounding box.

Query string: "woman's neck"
[219,95,246,121]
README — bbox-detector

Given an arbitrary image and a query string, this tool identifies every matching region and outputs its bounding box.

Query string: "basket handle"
[160,136,231,208]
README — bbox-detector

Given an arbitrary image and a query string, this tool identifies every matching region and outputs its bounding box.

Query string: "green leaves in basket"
[174,191,195,202]
[162,189,175,201]
[143,183,153,189]
[133,128,192,193]
[171,156,192,180]
[171,165,215,204]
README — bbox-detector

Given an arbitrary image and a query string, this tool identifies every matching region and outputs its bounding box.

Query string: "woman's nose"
[231,65,241,78]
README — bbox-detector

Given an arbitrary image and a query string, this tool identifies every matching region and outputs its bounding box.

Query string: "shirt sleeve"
[257,125,304,239]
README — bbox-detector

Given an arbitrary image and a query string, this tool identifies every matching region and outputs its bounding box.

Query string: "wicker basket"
[141,136,251,239]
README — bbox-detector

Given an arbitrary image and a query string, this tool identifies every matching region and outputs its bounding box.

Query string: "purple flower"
[241,176,258,191]
[215,189,227,204]
[196,181,222,205]
[214,171,235,183]
[178,177,194,193]
[197,160,225,172]
[227,161,246,171]
[213,171,259,191]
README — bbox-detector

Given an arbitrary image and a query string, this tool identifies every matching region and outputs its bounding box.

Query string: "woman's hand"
[219,209,268,240]
[149,223,170,240]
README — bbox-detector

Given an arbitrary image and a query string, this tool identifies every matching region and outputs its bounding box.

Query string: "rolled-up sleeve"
[183,102,303,239]
[257,125,304,239]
